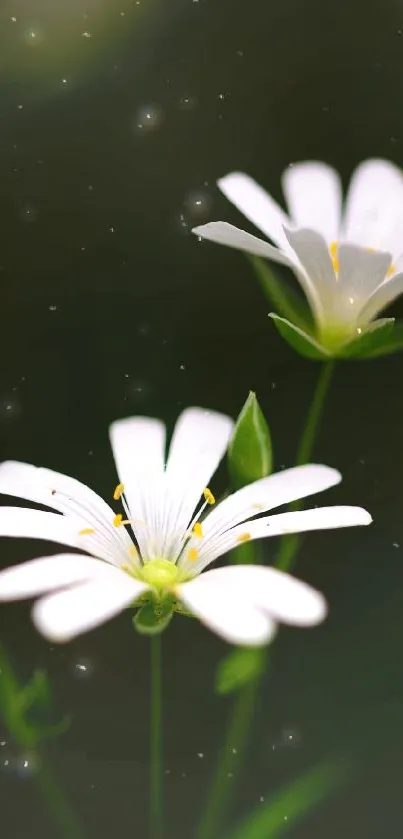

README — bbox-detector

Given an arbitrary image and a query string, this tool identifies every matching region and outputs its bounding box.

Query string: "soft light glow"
[2,0,156,89]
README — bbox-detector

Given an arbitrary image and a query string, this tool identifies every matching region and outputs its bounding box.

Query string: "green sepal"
[133,597,174,636]
[228,391,272,491]
[174,601,197,618]
[269,313,332,360]
[339,318,401,359]
[215,646,265,695]
[270,311,402,362]
[249,256,314,333]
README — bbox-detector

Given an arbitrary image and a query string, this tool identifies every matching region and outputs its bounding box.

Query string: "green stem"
[197,679,259,839]
[275,360,335,572]
[150,635,163,839]
[197,361,335,839]
[36,763,86,839]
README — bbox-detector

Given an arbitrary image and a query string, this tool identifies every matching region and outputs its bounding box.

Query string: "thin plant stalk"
[150,635,163,839]
[276,360,335,571]
[197,680,258,839]
[197,360,335,839]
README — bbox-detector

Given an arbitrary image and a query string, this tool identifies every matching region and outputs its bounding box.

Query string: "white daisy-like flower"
[193,159,403,352]
[0,408,371,645]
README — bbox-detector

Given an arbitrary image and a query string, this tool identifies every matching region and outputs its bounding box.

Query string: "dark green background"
[1,0,403,836]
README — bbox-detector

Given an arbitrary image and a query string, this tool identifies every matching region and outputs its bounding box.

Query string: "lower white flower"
[0,408,371,645]
[193,159,403,350]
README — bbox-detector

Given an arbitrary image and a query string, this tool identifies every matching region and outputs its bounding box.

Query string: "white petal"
[358,271,403,323]
[32,567,148,642]
[160,408,233,559]
[177,572,277,646]
[181,505,371,573]
[391,252,403,274]
[0,460,115,521]
[282,162,342,244]
[337,243,391,306]
[0,507,83,549]
[192,222,294,268]
[0,461,132,565]
[0,553,108,600]
[343,159,403,256]
[108,416,166,557]
[0,506,128,568]
[179,565,326,637]
[217,172,292,250]
[178,464,341,570]
[283,227,336,326]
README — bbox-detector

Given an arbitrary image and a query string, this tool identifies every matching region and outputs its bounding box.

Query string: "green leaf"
[18,670,51,713]
[269,313,332,360]
[228,392,272,491]
[225,757,351,839]
[338,318,395,359]
[36,715,71,741]
[249,256,313,333]
[216,647,265,695]
[133,598,174,635]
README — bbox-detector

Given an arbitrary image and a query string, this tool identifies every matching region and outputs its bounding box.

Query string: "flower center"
[137,558,180,589]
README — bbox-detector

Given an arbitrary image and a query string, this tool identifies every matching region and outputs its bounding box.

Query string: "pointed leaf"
[338,318,395,359]
[249,256,313,332]
[228,392,272,491]
[133,598,174,635]
[216,646,265,695]
[226,757,350,839]
[269,313,332,360]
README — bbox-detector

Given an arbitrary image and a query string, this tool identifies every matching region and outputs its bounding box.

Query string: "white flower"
[0,408,371,645]
[193,160,403,349]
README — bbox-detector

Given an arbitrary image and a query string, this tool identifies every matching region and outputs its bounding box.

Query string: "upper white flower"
[0,408,371,645]
[193,159,403,348]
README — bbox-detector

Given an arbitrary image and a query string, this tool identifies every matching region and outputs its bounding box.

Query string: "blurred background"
[1,0,403,836]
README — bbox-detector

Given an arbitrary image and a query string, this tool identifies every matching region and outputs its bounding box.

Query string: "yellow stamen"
[203,487,215,505]
[192,522,203,538]
[121,563,130,572]
[329,241,339,273]
[188,547,199,562]
[114,514,143,529]
[79,528,95,536]
[113,482,124,501]
[128,544,138,559]
[237,532,251,543]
